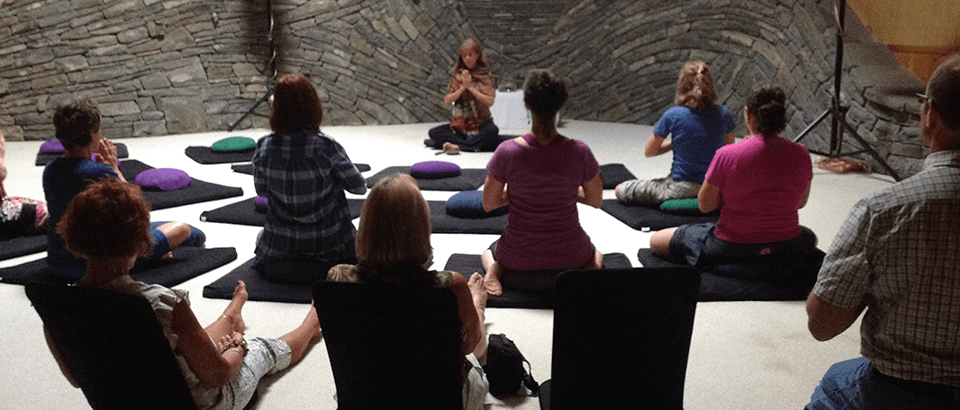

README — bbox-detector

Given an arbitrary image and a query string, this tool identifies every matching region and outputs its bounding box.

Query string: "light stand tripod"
[793,0,902,181]
[228,0,277,131]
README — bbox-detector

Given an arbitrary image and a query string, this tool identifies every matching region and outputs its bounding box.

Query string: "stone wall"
[0,0,926,178]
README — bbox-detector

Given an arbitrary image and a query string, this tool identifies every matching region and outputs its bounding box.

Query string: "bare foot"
[481,250,503,296]
[442,142,460,154]
[223,281,248,333]
[304,305,322,340]
[468,273,488,312]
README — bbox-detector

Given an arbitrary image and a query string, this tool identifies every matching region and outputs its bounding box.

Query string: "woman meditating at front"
[425,38,500,154]
[649,84,817,271]
[480,69,603,296]
[328,173,489,410]
[47,178,322,410]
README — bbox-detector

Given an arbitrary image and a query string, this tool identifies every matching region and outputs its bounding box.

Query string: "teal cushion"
[445,190,508,219]
[659,198,707,216]
[211,136,256,152]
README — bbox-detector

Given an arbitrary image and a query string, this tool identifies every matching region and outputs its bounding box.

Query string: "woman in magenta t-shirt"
[649,84,817,270]
[480,69,603,296]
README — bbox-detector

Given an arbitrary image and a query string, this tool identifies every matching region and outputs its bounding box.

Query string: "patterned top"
[447,69,494,135]
[813,150,960,386]
[252,130,366,262]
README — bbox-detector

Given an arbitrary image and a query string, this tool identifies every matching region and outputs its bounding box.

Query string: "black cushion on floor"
[184,146,254,164]
[202,258,315,304]
[230,163,372,175]
[443,253,633,309]
[429,200,508,234]
[0,234,47,261]
[200,198,364,227]
[599,163,637,189]
[365,166,487,191]
[35,143,130,166]
[600,199,719,231]
[636,248,824,301]
[119,160,243,210]
[0,247,237,287]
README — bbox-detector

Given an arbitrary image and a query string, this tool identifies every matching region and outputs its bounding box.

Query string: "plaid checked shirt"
[252,130,366,262]
[813,150,960,386]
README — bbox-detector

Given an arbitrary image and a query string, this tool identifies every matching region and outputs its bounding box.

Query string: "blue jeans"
[807,357,960,410]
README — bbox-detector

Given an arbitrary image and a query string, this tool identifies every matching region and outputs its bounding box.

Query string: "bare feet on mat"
[223,281,248,333]
[480,250,504,296]
[468,273,488,312]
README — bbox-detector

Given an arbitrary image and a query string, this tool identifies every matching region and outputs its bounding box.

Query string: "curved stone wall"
[0,0,926,177]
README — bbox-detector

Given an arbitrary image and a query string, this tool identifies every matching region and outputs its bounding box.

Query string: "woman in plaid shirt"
[251,74,367,283]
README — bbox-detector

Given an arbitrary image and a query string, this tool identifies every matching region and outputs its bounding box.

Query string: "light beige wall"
[848,0,960,82]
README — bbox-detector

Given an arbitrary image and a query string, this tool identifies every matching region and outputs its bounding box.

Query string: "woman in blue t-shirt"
[616,61,736,205]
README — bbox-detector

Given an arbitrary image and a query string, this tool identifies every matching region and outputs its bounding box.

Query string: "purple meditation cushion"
[409,161,461,180]
[254,196,268,213]
[134,168,191,191]
[40,140,65,153]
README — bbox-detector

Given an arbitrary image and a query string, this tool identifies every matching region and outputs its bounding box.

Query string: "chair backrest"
[313,280,463,410]
[25,282,198,410]
[545,267,701,410]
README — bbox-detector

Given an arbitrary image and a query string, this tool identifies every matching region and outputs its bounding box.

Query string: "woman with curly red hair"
[49,178,322,410]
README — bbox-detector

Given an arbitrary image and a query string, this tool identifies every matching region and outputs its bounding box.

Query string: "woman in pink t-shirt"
[649,84,817,270]
[480,69,603,296]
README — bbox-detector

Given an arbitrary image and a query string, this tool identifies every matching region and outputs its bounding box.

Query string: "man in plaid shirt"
[805,53,960,409]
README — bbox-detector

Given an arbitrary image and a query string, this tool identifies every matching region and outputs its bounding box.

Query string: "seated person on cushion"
[616,61,736,205]
[1,130,49,238]
[648,84,817,274]
[251,74,367,283]
[328,173,489,410]
[43,99,205,280]
[49,178,322,410]
[480,69,604,296]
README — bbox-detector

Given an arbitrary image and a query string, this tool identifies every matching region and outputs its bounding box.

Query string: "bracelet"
[220,338,249,357]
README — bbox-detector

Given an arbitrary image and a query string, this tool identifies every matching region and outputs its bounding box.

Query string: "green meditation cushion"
[211,136,256,152]
[659,198,706,216]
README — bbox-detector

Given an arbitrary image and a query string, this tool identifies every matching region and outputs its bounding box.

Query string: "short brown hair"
[675,61,718,110]
[355,174,432,275]
[57,178,153,260]
[928,53,960,133]
[53,99,101,150]
[269,73,324,134]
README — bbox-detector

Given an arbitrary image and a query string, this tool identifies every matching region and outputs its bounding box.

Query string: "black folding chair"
[314,280,464,410]
[540,267,701,410]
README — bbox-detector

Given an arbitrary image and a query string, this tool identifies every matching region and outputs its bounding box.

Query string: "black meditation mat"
[599,163,637,189]
[203,258,316,304]
[365,166,487,191]
[0,234,47,261]
[636,248,824,301]
[600,199,720,231]
[35,143,130,166]
[200,198,365,227]
[200,198,507,234]
[443,253,633,309]
[119,160,243,210]
[184,146,255,164]
[0,247,237,288]
[230,163,372,175]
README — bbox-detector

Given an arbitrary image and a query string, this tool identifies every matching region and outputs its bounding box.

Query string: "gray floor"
[0,120,896,409]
